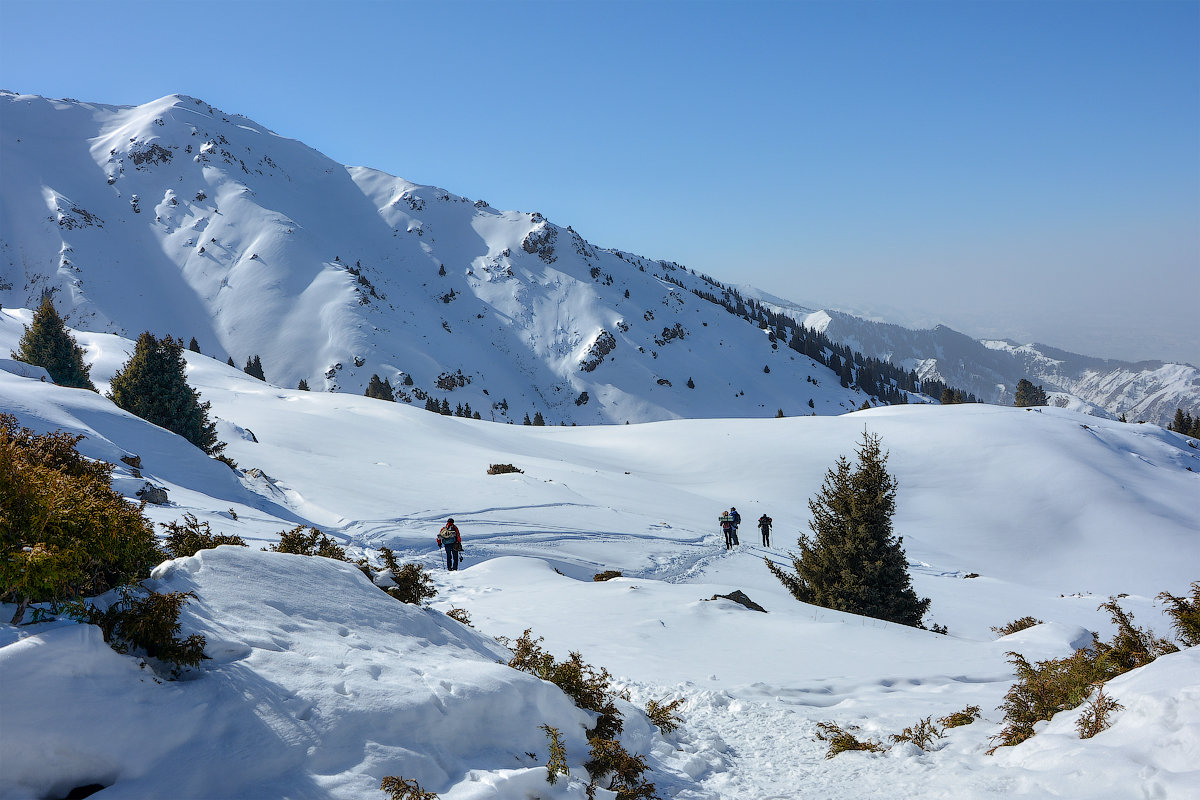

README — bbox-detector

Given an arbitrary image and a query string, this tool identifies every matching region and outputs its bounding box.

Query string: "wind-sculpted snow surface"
[3,257,1200,798]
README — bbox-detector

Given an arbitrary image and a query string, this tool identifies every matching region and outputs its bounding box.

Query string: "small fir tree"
[365,374,395,401]
[187,337,201,353]
[108,333,224,455]
[767,431,929,627]
[297,378,310,391]
[532,411,546,426]
[244,355,265,381]
[1014,379,1048,407]
[226,356,235,367]
[12,295,95,390]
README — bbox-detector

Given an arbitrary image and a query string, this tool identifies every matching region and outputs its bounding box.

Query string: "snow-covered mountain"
[0,91,877,425]
[8,90,1190,429]
[743,289,1200,426]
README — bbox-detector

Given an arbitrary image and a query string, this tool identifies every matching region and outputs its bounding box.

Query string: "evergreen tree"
[109,333,224,455]
[1014,378,1048,407]
[687,377,695,389]
[439,398,451,415]
[297,378,310,391]
[226,357,235,367]
[1168,408,1200,438]
[766,431,929,627]
[187,337,201,353]
[244,355,265,381]
[523,413,532,425]
[532,411,546,426]
[12,296,95,390]
[365,374,395,401]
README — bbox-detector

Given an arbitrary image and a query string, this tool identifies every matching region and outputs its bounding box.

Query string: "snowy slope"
[0,91,868,425]
[2,320,1198,799]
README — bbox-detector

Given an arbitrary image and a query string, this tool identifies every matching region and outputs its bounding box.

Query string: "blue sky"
[2,0,1197,363]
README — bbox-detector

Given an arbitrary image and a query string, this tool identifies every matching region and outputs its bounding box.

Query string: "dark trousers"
[444,546,459,571]
[761,530,770,547]
[723,528,734,549]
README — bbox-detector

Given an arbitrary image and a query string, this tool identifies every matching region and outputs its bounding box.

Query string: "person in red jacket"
[438,518,462,571]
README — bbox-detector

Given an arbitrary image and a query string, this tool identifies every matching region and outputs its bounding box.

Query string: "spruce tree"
[1014,378,1048,407]
[365,374,395,401]
[766,431,929,627]
[244,355,265,381]
[532,411,546,426]
[12,296,95,390]
[226,357,235,367]
[297,378,310,391]
[187,337,201,353]
[108,333,224,455]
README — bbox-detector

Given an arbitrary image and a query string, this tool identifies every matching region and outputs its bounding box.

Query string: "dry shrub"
[0,414,162,624]
[84,589,207,676]
[268,525,348,561]
[446,607,473,627]
[938,705,981,729]
[487,463,523,475]
[387,563,437,605]
[162,513,247,557]
[890,716,944,750]
[645,697,684,734]
[593,570,623,582]
[585,737,657,800]
[379,776,437,800]
[1158,582,1200,647]
[814,721,886,758]
[991,616,1043,637]
[541,724,570,785]
[991,595,1178,752]
[1075,687,1123,739]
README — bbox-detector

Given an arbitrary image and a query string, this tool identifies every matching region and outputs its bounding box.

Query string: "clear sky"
[2,0,1197,364]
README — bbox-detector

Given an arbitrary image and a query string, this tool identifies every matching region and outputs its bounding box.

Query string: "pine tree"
[297,379,310,391]
[766,431,929,627]
[365,374,395,401]
[523,413,532,425]
[1014,378,1048,407]
[226,357,235,367]
[439,398,451,415]
[12,296,95,390]
[244,355,265,381]
[109,333,224,455]
[187,337,201,353]
[532,411,546,426]
[687,377,695,389]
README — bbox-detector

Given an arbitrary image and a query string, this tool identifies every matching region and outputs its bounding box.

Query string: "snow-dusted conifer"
[244,355,265,381]
[12,296,95,390]
[767,431,929,627]
[108,333,224,456]
[365,374,395,402]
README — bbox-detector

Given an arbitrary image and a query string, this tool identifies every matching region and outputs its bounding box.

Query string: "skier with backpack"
[729,507,741,545]
[719,509,736,550]
[437,518,462,571]
[758,513,773,547]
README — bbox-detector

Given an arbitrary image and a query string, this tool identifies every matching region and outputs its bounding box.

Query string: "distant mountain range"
[2,91,1195,426]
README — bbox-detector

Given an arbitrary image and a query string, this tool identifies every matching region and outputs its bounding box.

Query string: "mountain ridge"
[2,90,1195,426]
